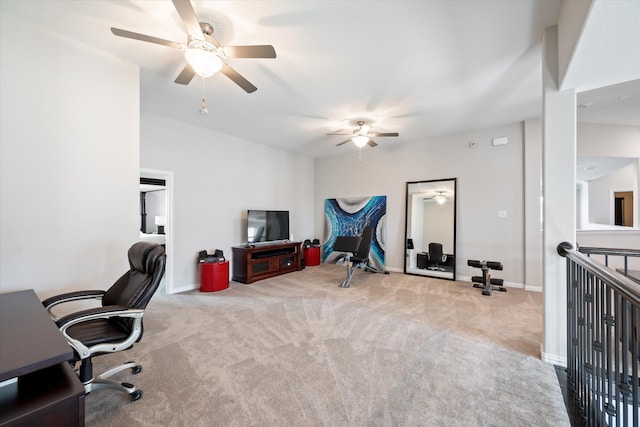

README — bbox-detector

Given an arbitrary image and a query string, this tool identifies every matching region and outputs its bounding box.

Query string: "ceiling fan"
[110,0,276,94]
[424,191,448,204]
[327,121,399,148]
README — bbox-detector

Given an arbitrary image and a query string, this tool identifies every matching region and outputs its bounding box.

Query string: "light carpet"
[85,264,569,426]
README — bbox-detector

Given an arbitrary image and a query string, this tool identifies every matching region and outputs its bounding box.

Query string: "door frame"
[141,168,175,294]
[610,188,634,228]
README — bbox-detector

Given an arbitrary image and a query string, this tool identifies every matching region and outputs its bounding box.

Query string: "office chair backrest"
[103,242,166,310]
[355,225,373,260]
[428,243,443,262]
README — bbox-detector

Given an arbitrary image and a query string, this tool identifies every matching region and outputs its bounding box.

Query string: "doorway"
[614,191,633,227]
[140,168,174,294]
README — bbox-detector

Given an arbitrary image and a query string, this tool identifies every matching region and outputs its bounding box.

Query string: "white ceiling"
[2,0,638,159]
[576,156,636,182]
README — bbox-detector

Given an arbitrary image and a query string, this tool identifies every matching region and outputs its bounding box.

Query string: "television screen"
[247,210,290,243]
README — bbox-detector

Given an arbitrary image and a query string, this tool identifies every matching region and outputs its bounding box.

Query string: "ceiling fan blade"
[336,139,351,146]
[171,0,204,41]
[174,64,196,85]
[326,130,352,135]
[224,45,277,59]
[221,64,257,93]
[110,28,182,49]
[367,140,378,147]
[369,132,399,137]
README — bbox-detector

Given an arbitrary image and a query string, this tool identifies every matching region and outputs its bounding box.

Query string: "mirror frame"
[403,178,457,280]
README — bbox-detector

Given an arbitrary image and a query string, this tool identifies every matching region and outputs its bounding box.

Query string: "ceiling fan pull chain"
[200,77,208,115]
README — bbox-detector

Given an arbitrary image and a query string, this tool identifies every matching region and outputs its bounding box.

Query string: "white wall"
[0,12,140,298]
[524,118,543,291]
[578,123,640,228]
[140,112,315,292]
[576,230,640,270]
[577,123,640,157]
[588,164,634,225]
[409,194,424,256]
[576,126,640,266]
[315,122,525,286]
[541,25,576,366]
[422,200,455,254]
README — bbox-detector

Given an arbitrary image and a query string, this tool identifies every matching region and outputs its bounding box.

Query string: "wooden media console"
[232,241,302,284]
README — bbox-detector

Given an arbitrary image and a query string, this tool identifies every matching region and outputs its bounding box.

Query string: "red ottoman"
[199,260,229,292]
[304,246,321,266]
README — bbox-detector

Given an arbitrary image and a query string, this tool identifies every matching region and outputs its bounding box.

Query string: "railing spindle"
[558,243,640,427]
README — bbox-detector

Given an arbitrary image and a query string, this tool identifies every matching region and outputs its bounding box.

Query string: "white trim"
[503,280,524,289]
[542,347,567,367]
[455,274,471,283]
[140,168,175,294]
[456,275,529,290]
[173,283,198,294]
[577,227,639,234]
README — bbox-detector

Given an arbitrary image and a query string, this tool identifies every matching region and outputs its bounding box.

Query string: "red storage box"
[304,247,321,266]
[199,260,229,292]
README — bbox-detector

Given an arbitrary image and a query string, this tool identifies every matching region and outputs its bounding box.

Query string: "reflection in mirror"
[576,157,638,230]
[404,178,457,280]
[576,79,640,230]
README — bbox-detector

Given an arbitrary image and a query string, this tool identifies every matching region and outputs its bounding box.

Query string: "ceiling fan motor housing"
[199,22,214,36]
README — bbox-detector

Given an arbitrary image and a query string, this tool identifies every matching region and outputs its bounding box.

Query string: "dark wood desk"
[0,289,85,426]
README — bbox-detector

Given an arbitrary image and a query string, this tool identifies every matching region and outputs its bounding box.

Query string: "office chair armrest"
[43,289,106,321]
[56,305,142,329]
[57,305,146,360]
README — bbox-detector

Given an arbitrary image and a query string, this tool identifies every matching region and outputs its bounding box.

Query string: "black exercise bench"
[467,259,505,296]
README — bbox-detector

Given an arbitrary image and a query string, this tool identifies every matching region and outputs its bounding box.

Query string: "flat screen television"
[247,210,290,243]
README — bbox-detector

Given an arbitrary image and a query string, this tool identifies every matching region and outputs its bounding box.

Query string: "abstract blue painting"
[323,195,386,270]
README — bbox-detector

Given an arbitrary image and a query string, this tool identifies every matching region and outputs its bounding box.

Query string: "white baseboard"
[169,283,198,294]
[541,348,567,367]
[457,275,526,290]
[503,280,524,289]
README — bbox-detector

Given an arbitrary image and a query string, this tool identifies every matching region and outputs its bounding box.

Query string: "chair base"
[338,261,378,288]
[78,359,143,401]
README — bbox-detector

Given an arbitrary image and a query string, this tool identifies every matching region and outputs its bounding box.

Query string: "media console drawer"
[232,242,302,284]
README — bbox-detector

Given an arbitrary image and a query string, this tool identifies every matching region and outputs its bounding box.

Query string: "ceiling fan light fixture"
[185,48,223,78]
[435,194,446,204]
[352,135,369,148]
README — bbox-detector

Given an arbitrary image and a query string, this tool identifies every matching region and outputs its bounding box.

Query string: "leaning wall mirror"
[404,178,457,280]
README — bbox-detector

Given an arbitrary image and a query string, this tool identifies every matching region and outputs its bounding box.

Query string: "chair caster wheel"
[131,365,142,374]
[130,390,142,401]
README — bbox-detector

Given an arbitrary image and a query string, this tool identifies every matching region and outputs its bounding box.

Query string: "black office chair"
[428,242,446,271]
[42,241,166,401]
[333,225,378,288]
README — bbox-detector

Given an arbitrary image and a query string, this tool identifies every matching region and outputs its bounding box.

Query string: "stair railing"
[557,242,639,427]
